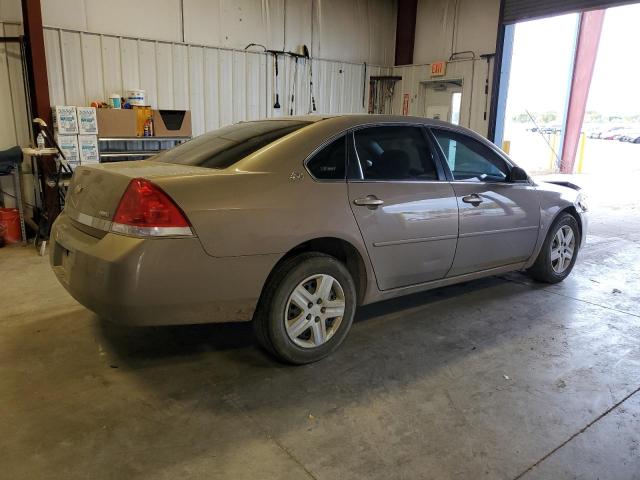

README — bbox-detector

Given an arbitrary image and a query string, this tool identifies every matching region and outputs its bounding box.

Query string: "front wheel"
[527,213,580,283]
[253,252,356,364]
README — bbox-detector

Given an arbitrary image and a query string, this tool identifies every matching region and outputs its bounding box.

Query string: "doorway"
[421,80,463,125]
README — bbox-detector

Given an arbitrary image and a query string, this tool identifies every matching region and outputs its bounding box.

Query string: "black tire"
[253,252,357,364]
[527,212,580,284]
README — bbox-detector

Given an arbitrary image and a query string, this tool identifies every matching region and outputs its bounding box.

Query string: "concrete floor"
[1,177,639,480]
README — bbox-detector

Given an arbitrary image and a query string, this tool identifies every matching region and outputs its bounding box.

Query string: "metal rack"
[98,137,191,162]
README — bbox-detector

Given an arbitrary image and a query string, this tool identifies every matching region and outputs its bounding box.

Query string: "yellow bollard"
[577,133,586,173]
[549,133,557,171]
[502,140,511,154]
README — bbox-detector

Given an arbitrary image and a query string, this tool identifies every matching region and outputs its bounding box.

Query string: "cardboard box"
[96,109,137,138]
[52,106,79,134]
[152,110,192,137]
[134,106,153,137]
[55,134,80,165]
[78,135,100,164]
[77,107,98,134]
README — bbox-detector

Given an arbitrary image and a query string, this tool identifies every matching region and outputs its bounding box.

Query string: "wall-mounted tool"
[303,45,316,112]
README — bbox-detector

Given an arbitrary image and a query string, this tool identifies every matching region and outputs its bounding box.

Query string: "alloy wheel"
[550,225,575,274]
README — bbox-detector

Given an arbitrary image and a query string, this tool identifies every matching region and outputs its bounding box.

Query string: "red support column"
[560,9,606,173]
[21,0,60,224]
[395,0,418,66]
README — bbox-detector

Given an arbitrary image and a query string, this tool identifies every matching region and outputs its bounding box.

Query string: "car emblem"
[289,171,304,181]
[74,184,84,194]
[98,210,110,218]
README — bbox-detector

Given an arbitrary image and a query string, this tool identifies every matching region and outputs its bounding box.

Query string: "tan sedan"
[50,115,587,363]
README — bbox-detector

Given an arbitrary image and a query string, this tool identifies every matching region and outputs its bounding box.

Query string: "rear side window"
[353,126,439,181]
[432,129,509,182]
[306,136,346,180]
[154,120,310,169]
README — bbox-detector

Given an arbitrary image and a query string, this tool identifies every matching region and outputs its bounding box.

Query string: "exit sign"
[431,61,446,77]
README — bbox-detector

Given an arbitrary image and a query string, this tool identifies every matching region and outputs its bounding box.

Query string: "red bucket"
[0,208,21,243]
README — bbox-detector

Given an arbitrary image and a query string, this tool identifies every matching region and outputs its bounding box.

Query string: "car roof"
[253,114,477,139]
[277,113,456,128]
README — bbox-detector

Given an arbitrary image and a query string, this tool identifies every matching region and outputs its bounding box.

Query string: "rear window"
[154,120,311,169]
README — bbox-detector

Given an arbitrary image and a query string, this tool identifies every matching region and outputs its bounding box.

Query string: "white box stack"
[78,135,100,164]
[77,107,98,135]
[52,106,79,134]
[55,134,80,166]
[52,106,100,165]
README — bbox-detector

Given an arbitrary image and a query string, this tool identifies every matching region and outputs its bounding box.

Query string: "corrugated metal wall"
[0,22,29,148]
[39,25,391,137]
[0,20,390,207]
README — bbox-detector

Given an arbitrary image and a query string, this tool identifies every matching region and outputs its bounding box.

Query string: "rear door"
[347,125,459,290]
[430,128,540,277]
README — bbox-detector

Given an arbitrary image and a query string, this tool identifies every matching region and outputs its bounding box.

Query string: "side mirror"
[508,166,528,183]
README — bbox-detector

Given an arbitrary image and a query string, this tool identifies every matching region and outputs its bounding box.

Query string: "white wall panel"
[138,40,157,108]
[41,0,85,31]
[203,48,220,130]
[3,0,397,63]
[38,25,388,137]
[100,35,122,100]
[120,38,140,93]
[0,0,21,23]
[414,0,500,64]
[0,22,18,150]
[172,44,189,110]
[59,30,85,106]
[218,49,234,126]
[84,0,182,42]
[155,42,174,109]
[5,23,28,146]
[43,28,65,106]
[80,33,104,104]
[183,0,223,47]
[188,46,205,136]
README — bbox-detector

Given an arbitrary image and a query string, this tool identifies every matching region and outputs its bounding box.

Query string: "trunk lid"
[64,161,213,230]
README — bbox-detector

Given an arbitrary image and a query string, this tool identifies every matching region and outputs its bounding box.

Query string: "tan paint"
[50,115,587,326]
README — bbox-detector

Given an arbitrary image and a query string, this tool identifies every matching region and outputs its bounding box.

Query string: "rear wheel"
[253,252,356,364]
[527,213,580,283]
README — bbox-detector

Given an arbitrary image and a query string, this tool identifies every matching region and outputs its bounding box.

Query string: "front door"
[347,125,459,290]
[431,128,540,276]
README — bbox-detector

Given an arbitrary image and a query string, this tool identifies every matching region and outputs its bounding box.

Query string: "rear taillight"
[111,178,193,237]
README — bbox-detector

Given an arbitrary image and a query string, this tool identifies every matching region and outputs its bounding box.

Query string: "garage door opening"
[495,2,640,211]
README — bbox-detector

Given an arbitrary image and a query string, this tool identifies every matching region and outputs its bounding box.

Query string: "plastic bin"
[0,208,21,243]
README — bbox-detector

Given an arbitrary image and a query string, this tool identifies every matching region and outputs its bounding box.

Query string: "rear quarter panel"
[154,120,371,265]
[157,172,366,259]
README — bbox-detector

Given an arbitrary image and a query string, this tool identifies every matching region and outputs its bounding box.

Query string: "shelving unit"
[98,137,191,163]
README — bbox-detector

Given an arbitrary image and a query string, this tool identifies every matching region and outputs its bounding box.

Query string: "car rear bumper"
[49,212,280,326]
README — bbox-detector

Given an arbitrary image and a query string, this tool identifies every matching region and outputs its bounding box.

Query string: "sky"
[505,3,640,120]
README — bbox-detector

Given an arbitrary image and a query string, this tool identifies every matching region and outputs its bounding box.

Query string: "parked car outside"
[618,130,640,143]
[602,126,632,140]
[50,115,588,363]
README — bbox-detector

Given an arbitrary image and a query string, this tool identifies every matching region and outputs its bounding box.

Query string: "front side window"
[432,129,509,182]
[353,126,439,181]
[306,136,346,180]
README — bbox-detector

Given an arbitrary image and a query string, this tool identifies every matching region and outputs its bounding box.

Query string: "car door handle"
[354,195,384,209]
[462,194,483,206]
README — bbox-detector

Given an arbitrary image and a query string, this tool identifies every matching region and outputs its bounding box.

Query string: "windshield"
[154,120,311,168]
